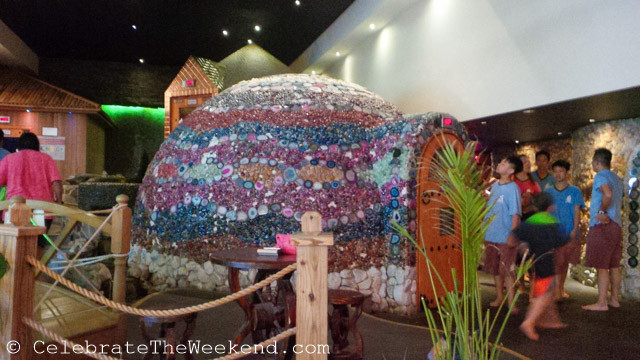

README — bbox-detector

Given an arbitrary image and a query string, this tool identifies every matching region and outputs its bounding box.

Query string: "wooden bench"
[328,289,369,360]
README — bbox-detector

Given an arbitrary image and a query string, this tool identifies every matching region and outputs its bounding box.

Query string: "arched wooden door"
[416,131,463,308]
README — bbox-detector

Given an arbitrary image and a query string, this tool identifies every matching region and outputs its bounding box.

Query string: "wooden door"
[169,94,211,132]
[416,131,463,308]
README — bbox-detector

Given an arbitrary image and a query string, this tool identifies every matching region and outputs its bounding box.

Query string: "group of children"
[484,150,585,341]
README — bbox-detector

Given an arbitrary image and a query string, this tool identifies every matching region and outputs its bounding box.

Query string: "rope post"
[110,194,131,345]
[291,211,334,360]
[0,196,45,360]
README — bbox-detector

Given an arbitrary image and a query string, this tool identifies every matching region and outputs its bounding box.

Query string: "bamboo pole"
[291,211,334,360]
[0,196,46,360]
[110,195,131,346]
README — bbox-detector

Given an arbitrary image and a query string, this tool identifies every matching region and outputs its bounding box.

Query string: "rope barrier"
[27,255,297,318]
[34,204,126,313]
[23,317,296,360]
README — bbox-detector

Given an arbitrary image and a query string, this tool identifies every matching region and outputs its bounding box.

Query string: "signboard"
[39,136,65,160]
[0,116,9,124]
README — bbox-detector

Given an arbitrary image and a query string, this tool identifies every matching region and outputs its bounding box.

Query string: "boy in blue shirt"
[546,160,584,299]
[532,150,555,191]
[485,156,522,310]
[583,148,624,311]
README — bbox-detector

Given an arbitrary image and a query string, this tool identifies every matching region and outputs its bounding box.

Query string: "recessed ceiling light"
[515,140,520,144]
[139,58,145,64]
[481,121,487,125]
[557,132,563,136]
[26,108,31,113]
[369,23,376,30]
[311,70,316,75]
[222,29,229,36]
[335,51,340,57]
[254,25,261,32]
[523,109,535,114]
[131,25,137,30]
[589,118,596,123]
[247,39,253,44]
[295,0,301,5]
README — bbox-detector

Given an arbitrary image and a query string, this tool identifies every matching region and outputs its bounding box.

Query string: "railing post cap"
[10,195,26,205]
[116,194,129,206]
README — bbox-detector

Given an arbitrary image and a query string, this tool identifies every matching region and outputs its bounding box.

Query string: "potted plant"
[393,136,530,360]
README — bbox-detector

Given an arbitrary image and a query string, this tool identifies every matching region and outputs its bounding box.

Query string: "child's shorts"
[532,275,555,297]
[555,239,581,272]
[483,241,517,276]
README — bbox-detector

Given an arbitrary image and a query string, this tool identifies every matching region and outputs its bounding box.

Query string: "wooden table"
[209,248,297,350]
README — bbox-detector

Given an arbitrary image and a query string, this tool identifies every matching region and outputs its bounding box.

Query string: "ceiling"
[464,85,640,150]
[0,0,354,66]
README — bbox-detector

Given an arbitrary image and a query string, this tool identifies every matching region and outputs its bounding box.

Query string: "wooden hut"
[0,66,109,179]
[164,56,225,137]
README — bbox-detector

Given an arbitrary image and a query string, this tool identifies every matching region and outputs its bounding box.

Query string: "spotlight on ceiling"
[131,25,137,30]
[335,51,341,57]
[139,58,145,64]
[369,23,376,30]
[26,108,31,113]
[247,39,253,44]
[515,140,520,144]
[222,29,229,36]
[523,109,535,114]
[589,118,596,123]
[254,25,261,32]
[295,0,301,5]
[481,121,487,125]
[557,132,563,136]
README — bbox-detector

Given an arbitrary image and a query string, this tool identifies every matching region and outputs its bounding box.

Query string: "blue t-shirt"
[532,170,555,192]
[0,148,9,162]
[590,169,623,227]
[485,181,521,244]
[546,185,584,237]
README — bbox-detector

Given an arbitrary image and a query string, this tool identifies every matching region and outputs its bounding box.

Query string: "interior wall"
[85,117,105,174]
[0,110,86,179]
[322,0,640,121]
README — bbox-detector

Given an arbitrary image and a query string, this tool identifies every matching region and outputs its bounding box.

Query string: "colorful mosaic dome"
[133,74,465,260]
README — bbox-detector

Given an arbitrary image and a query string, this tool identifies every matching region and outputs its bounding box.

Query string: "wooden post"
[110,194,131,304]
[110,194,131,346]
[291,212,334,360]
[0,196,46,360]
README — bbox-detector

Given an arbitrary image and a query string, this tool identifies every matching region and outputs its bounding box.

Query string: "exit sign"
[0,116,9,123]
[182,79,196,87]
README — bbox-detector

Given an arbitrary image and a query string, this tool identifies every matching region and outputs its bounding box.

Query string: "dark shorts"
[555,239,581,272]
[585,222,622,269]
[484,241,517,276]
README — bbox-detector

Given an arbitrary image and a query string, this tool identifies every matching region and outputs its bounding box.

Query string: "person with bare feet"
[484,156,522,312]
[582,148,624,311]
[546,160,584,300]
[512,193,568,340]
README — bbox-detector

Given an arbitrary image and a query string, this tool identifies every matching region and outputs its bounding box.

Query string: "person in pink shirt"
[0,132,62,248]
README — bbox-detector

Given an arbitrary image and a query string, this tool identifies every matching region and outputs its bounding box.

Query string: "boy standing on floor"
[513,193,568,340]
[532,150,555,191]
[484,156,522,310]
[546,160,584,299]
[583,148,624,311]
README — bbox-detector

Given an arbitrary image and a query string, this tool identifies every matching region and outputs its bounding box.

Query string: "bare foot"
[519,322,539,340]
[562,292,570,299]
[582,303,608,311]
[537,322,568,329]
[489,298,503,307]
[608,300,620,308]
[509,306,520,315]
[555,292,570,301]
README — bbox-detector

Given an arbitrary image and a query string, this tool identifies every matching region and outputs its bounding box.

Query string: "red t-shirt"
[0,150,62,202]
[514,176,541,214]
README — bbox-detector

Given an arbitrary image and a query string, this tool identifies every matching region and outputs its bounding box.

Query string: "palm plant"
[393,135,530,360]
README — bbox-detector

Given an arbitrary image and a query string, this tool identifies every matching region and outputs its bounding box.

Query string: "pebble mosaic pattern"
[626,146,639,268]
[132,74,467,268]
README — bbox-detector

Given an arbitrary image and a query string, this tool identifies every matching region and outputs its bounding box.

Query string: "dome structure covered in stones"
[133,74,467,268]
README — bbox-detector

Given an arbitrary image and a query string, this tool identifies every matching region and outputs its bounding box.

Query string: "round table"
[209,248,296,352]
